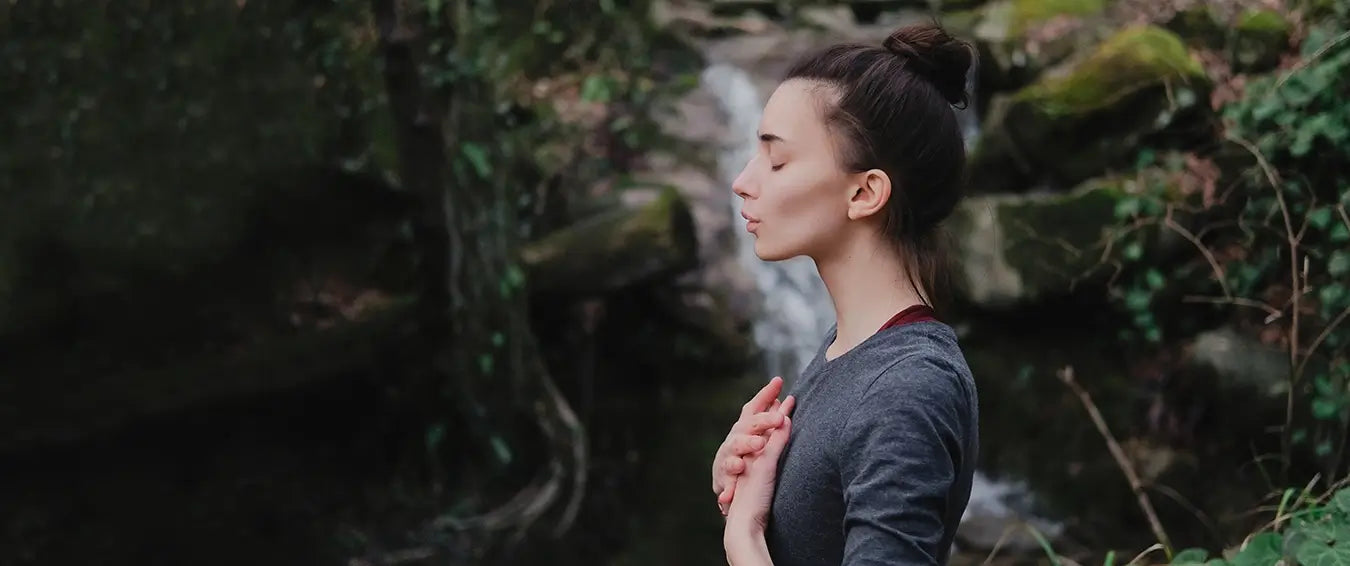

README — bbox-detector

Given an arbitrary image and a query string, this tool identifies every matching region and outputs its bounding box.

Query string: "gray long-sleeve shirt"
[766,320,979,566]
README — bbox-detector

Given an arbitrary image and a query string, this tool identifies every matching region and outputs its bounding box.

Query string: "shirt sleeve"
[837,354,971,566]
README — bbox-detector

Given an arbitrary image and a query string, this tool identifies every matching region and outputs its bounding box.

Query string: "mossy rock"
[1234,9,1291,71]
[950,182,1116,308]
[969,0,1108,97]
[967,25,1211,193]
[950,166,1192,308]
[1165,6,1290,72]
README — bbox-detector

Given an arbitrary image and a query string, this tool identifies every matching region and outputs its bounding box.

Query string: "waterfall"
[699,59,1063,554]
[701,63,837,384]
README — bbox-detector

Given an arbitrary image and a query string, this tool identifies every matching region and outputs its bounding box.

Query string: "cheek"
[761,166,848,247]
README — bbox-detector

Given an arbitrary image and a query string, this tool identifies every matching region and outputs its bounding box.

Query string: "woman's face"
[732,79,857,262]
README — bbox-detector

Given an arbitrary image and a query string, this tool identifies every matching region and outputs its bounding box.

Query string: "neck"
[814,233,927,356]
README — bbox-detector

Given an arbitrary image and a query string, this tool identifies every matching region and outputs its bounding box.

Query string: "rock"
[1186,326,1289,399]
[950,167,1195,308]
[1234,9,1291,72]
[1164,6,1290,72]
[968,25,1211,194]
[956,474,1065,556]
[950,180,1120,307]
[969,0,1109,97]
[651,0,777,37]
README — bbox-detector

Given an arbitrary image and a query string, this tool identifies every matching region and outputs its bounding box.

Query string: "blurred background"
[2,0,1348,564]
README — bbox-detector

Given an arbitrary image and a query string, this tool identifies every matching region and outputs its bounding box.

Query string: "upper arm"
[838,355,971,566]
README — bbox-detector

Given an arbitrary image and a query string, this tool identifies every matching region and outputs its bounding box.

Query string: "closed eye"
[771,163,784,172]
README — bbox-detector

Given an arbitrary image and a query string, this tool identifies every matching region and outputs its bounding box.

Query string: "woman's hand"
[723,413,792,565]
[712,377,795,515]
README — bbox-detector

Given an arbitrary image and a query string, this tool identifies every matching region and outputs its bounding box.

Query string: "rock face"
[949,179,1122,308]
[969,0,1109,97]
[968,25,1212,193]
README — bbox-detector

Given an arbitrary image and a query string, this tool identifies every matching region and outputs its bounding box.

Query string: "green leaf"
[1123,241,1144,261]
[1146,269,1167,290]
[489,435,513,465]
[1322,284,1348,311]
[1318,440,1335,457]
[425,422,447,453]
[478,353,494,375]
[1331,222,1350,244]
[1313,397,1341,420]
[1316,374,1338,397]
[505,264,526,288]
[1295,539,1350,566]
[1229,532,1282,566]
[580,74,612,102]
[1332,487,1350,516]
[1330,251,1350,277]
[460,142,492,179]
[1115,197,1143,220]
[1172,548,1210,565]
[1311,207,1335,230]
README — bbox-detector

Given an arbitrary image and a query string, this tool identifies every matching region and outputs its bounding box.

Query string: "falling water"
[699,58,1063,553]
[701,62,837,384]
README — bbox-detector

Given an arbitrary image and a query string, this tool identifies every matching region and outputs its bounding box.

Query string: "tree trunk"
[371,0,586,549]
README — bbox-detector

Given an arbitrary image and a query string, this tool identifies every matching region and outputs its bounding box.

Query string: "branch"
[1162,206,1232,299]
[1057,366,1173,555]
[1181,295,1283,321]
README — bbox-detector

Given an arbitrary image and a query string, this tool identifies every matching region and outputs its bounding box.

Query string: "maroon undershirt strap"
[878,304,936,331]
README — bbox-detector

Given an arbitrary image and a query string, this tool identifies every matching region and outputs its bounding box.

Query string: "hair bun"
[882,22,975,109]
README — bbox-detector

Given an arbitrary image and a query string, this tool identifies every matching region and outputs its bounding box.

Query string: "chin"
[752,239,803,262]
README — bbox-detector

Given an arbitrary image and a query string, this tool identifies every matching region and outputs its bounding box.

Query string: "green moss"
[1011,0,1105,35]
[1015,25,1206,117]
[1237,9,1290,34]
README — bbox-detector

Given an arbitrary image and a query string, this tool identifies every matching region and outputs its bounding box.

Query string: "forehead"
[760,79,835,146]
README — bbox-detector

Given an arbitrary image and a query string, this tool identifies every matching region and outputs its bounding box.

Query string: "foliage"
[1106,10,1350,478]
[1165,485,1350,566]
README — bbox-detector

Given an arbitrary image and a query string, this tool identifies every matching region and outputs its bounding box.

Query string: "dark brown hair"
[783,21,974,308]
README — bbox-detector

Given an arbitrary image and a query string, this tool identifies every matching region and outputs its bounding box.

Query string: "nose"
[731,162,754,200]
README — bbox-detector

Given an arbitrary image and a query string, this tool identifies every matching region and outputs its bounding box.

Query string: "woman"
[708,21,981,566]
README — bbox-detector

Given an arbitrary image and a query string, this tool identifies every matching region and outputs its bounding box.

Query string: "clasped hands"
[711,376,795,533]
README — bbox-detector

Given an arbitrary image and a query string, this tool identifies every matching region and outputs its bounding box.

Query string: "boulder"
[1165,6,1290,72]
[1233,9,1291,72]
[950,167,1192,308]
[967,25,1211,194]
[950,180,1117,308]
[968,0,1109,98]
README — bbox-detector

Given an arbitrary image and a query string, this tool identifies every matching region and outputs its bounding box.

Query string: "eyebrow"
[758,132,785,144]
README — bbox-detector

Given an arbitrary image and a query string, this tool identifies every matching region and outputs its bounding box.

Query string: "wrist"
[723,518,769,565]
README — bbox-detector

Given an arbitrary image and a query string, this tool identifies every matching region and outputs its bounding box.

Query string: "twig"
[1273,30,1350,91]
[1162,206,1232,299]
[1057,366,1174,555]
[1227,131,1304,472]
[1295,305,1350,380]
[1181,295,1282,321]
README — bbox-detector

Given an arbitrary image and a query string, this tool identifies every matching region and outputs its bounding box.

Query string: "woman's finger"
[730,433,767,455]
[720,454,745,476]
[780,395,796,417]
[760,416,792,462]
[739,376,784,418]
[742,410,785,434]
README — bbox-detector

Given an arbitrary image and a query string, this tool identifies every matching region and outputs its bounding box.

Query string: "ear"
[846,169,892,220]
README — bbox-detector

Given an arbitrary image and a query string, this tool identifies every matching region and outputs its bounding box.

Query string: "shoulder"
[865,322,976,406]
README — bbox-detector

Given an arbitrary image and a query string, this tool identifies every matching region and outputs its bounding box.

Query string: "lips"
[741,211,760,234]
